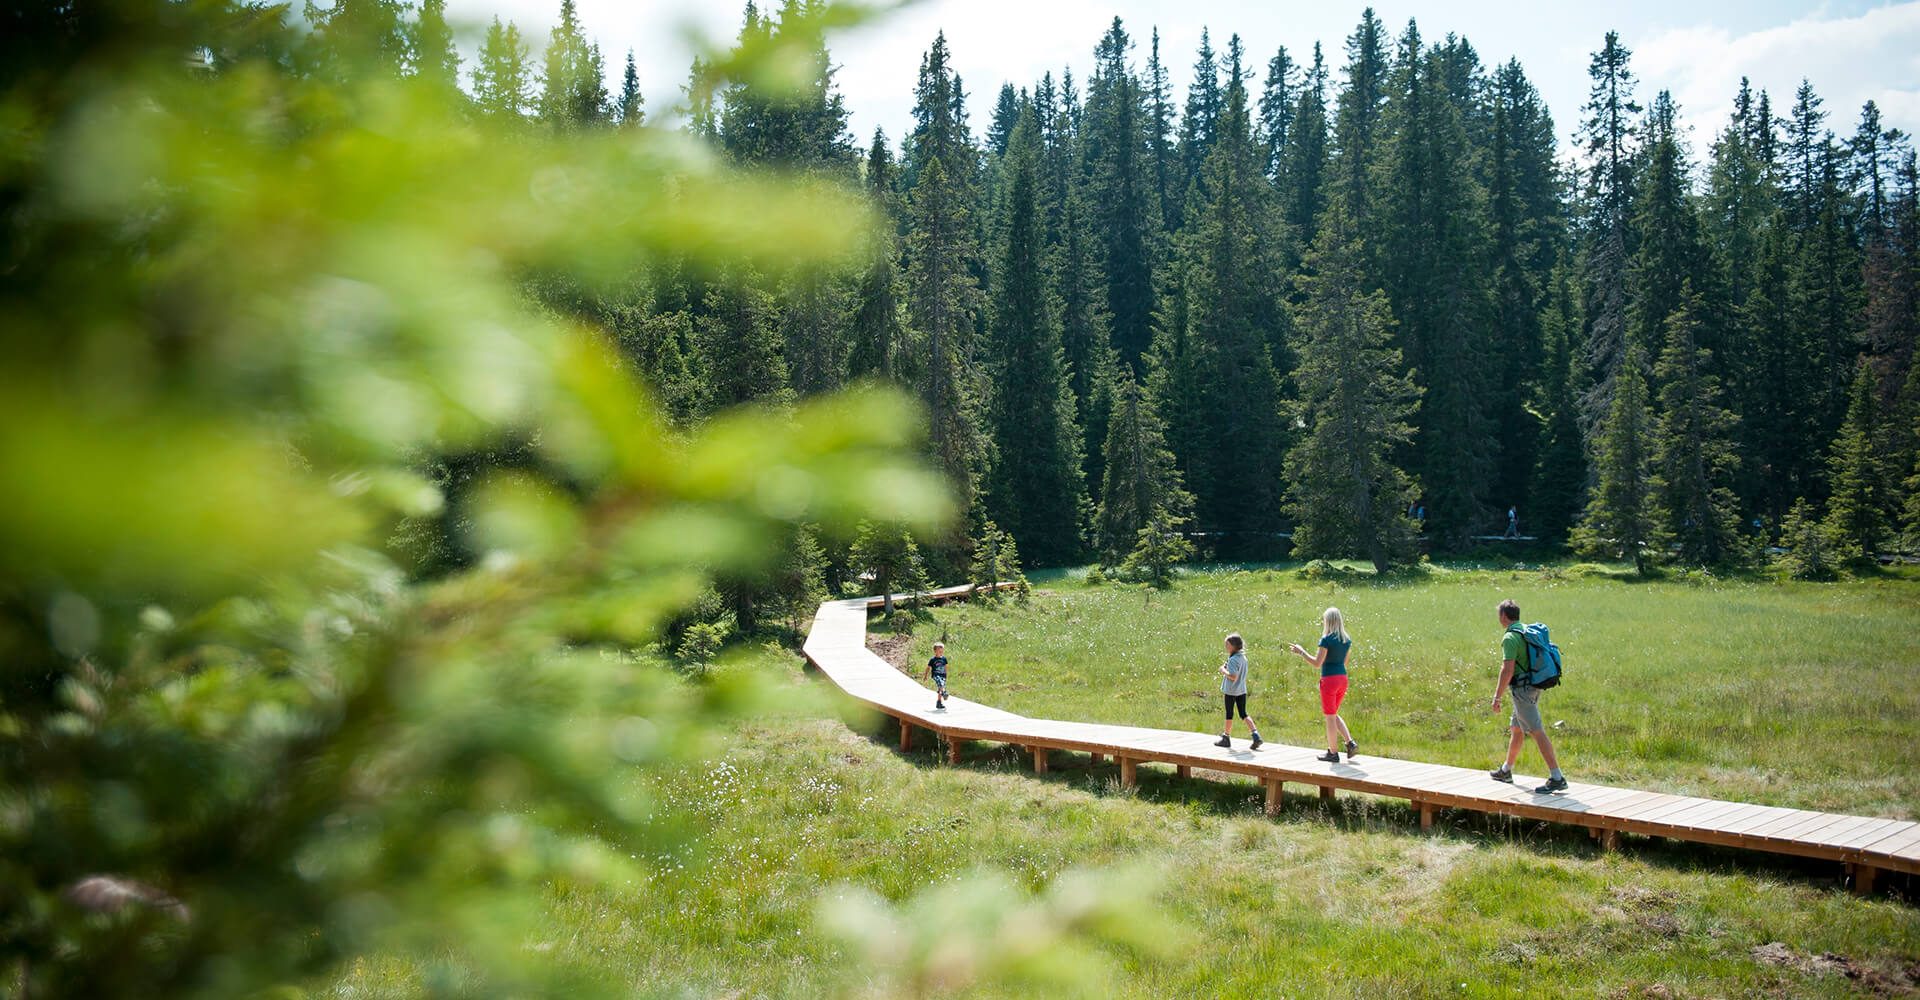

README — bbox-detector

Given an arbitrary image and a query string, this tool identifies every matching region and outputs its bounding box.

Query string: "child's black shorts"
[1223,693,1248,719]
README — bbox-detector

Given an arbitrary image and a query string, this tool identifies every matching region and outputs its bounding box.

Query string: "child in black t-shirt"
[926,642,949,711]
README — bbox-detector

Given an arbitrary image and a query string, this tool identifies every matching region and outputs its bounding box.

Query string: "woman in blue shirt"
[1289,607,1359,763]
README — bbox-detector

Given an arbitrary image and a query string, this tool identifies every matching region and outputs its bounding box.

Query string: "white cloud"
[1635,3,1920,140]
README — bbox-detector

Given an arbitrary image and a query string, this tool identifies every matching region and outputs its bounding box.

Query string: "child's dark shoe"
[1249,733,1263,750]
[1214,736,1232,748]
[1316,751,1341,763]
[1344,740,1359,760]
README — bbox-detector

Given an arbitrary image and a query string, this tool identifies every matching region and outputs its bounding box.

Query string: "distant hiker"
[926,642,949,711]
[1488,599,1567,793]
[1215,633,1263,750]
[1288,607,1359,763]
[1504,506,1519,539]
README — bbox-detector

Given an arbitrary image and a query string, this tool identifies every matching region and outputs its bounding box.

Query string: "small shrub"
[1084,564,1108,586]
[885,610,916,634]
[1776,499,1854,581]
[675,618,732,667]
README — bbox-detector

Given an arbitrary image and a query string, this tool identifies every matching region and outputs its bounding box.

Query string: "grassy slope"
[519,566,1920,998]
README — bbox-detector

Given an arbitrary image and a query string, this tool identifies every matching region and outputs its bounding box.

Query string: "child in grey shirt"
[1215,633,1263,750]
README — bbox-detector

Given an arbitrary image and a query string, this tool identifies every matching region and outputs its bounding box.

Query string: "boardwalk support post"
[1265,779,1283,817]
[1176,764,1191,779]
[1320,785,1335,802]
[945,734,960,765]
[1119,757,1137,788]
[1417,801,1434,832]
[1847,863,1879,896]
[898,718,912,752]
[1032,746,1049,774]
[1090,752,1104,765]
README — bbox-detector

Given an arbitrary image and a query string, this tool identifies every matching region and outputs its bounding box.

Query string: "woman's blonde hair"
[1323,607,1348,642]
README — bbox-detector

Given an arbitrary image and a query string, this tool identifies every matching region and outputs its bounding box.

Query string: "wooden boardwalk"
[803,587,1919,895]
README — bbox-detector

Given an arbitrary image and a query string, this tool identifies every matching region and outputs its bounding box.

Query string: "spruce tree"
[695,272,793,415]
[1651,282,1743,566]
[1178,28,1223,213]
[847,521,928,614]
[1572,344,1665,573]
[1120,507,1196,586]
[617,50,644,126]
[848,130,910,383]
[1530,264,1588,543]
[538,0,606,129]
[1258,45,1295,178]
[1330,8,1389,227]
[1145,30,1179,231]
[1086,19,1158,370]
[1577,30,1641,423]
[1285,209,1422,573]
[987,82,1020,156]
[984,110,1087,567]
[903,34,987,517]
[1822,360,1891,559]
[968,518,1030,602]
[406,0,460,92]
[1182,37,1288,550]
[1377,36,1494,548]
[1097,374,1192,562]
[1279,44,1330,256]
[472,17,533,120]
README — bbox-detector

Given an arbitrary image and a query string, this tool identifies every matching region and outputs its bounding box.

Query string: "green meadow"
[331,565,1920,998]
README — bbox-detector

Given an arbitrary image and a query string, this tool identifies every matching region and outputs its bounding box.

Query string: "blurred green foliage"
[0,2,981,995]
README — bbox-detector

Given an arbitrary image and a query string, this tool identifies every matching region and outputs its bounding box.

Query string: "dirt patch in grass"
[866,633,913,671]
[1751,941,1920,996]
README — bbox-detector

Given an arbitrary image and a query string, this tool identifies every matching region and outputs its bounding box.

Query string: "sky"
[450,0,1920,156]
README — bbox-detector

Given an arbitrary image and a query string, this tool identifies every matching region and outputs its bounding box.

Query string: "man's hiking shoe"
[1214,736,1232,748]
[1249,734,1263,750]
[1344,740,1359,761]
[1534,776,1569,794]
[1316,751,1341,763]
[1489,767,1514,783]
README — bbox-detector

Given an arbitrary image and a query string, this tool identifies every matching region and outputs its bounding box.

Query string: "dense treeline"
[337,1,1919,597]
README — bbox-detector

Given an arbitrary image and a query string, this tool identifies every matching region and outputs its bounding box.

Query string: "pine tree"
[1258,45,1295,178]
[848,130,911,383]
[1097,373,1192,562]
[1651,282,1743,566]
[472,17,533,120]
[695,272,793,415]
[1057,184,1117,499]
[1577,30,1641,423]
[770,524,828,634]
[406,0,460,92]
[306,0,409,79]
[1177,28,1223,214]
[1120,506,1196,586]
[968,518,1030,602]
[1778,498,1846,579]
[1530,264,1588,543]
[848,521,928,614]
[1629,93,1716,364]
[1182,36,1288,550]
[1330,8,1389,226]
[538,0,606,129]
[1572,344,1665,573]
[987,82,1020,156]
[1086,18,1158,370]
[1278,44,1329,255]
[617,50,644,126]
[1377,34,1494,548]
[1485,59,1563,514]
[1145,30,1179,231]
[718,0,855,172]
[1285,209,1422,573]
[984,110,1086,567]
[1823,360,1891,559]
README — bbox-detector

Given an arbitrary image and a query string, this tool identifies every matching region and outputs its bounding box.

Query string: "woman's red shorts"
[1319,674,1348,715]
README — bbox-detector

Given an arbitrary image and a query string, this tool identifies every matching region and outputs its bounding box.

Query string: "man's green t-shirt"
[1503,627,1529,687]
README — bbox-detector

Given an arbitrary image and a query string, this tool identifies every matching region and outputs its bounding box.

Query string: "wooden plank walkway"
[802,587,1919,895]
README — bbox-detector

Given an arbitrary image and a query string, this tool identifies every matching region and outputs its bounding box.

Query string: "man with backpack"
[1488,599,1568,793]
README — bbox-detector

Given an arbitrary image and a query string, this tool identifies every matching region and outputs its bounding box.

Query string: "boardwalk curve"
[803,586,1918,895]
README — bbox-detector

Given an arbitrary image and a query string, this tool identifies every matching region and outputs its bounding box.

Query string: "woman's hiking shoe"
[1214,736,1232,748]
[1249,733,1263,750]
[1490,766,1515,783]
[1534,775,1569,794]
[1344,740,1359,760]
[1316,751,1341,763]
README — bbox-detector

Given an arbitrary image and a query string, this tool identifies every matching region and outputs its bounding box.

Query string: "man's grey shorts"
[1509,684,1545,734]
